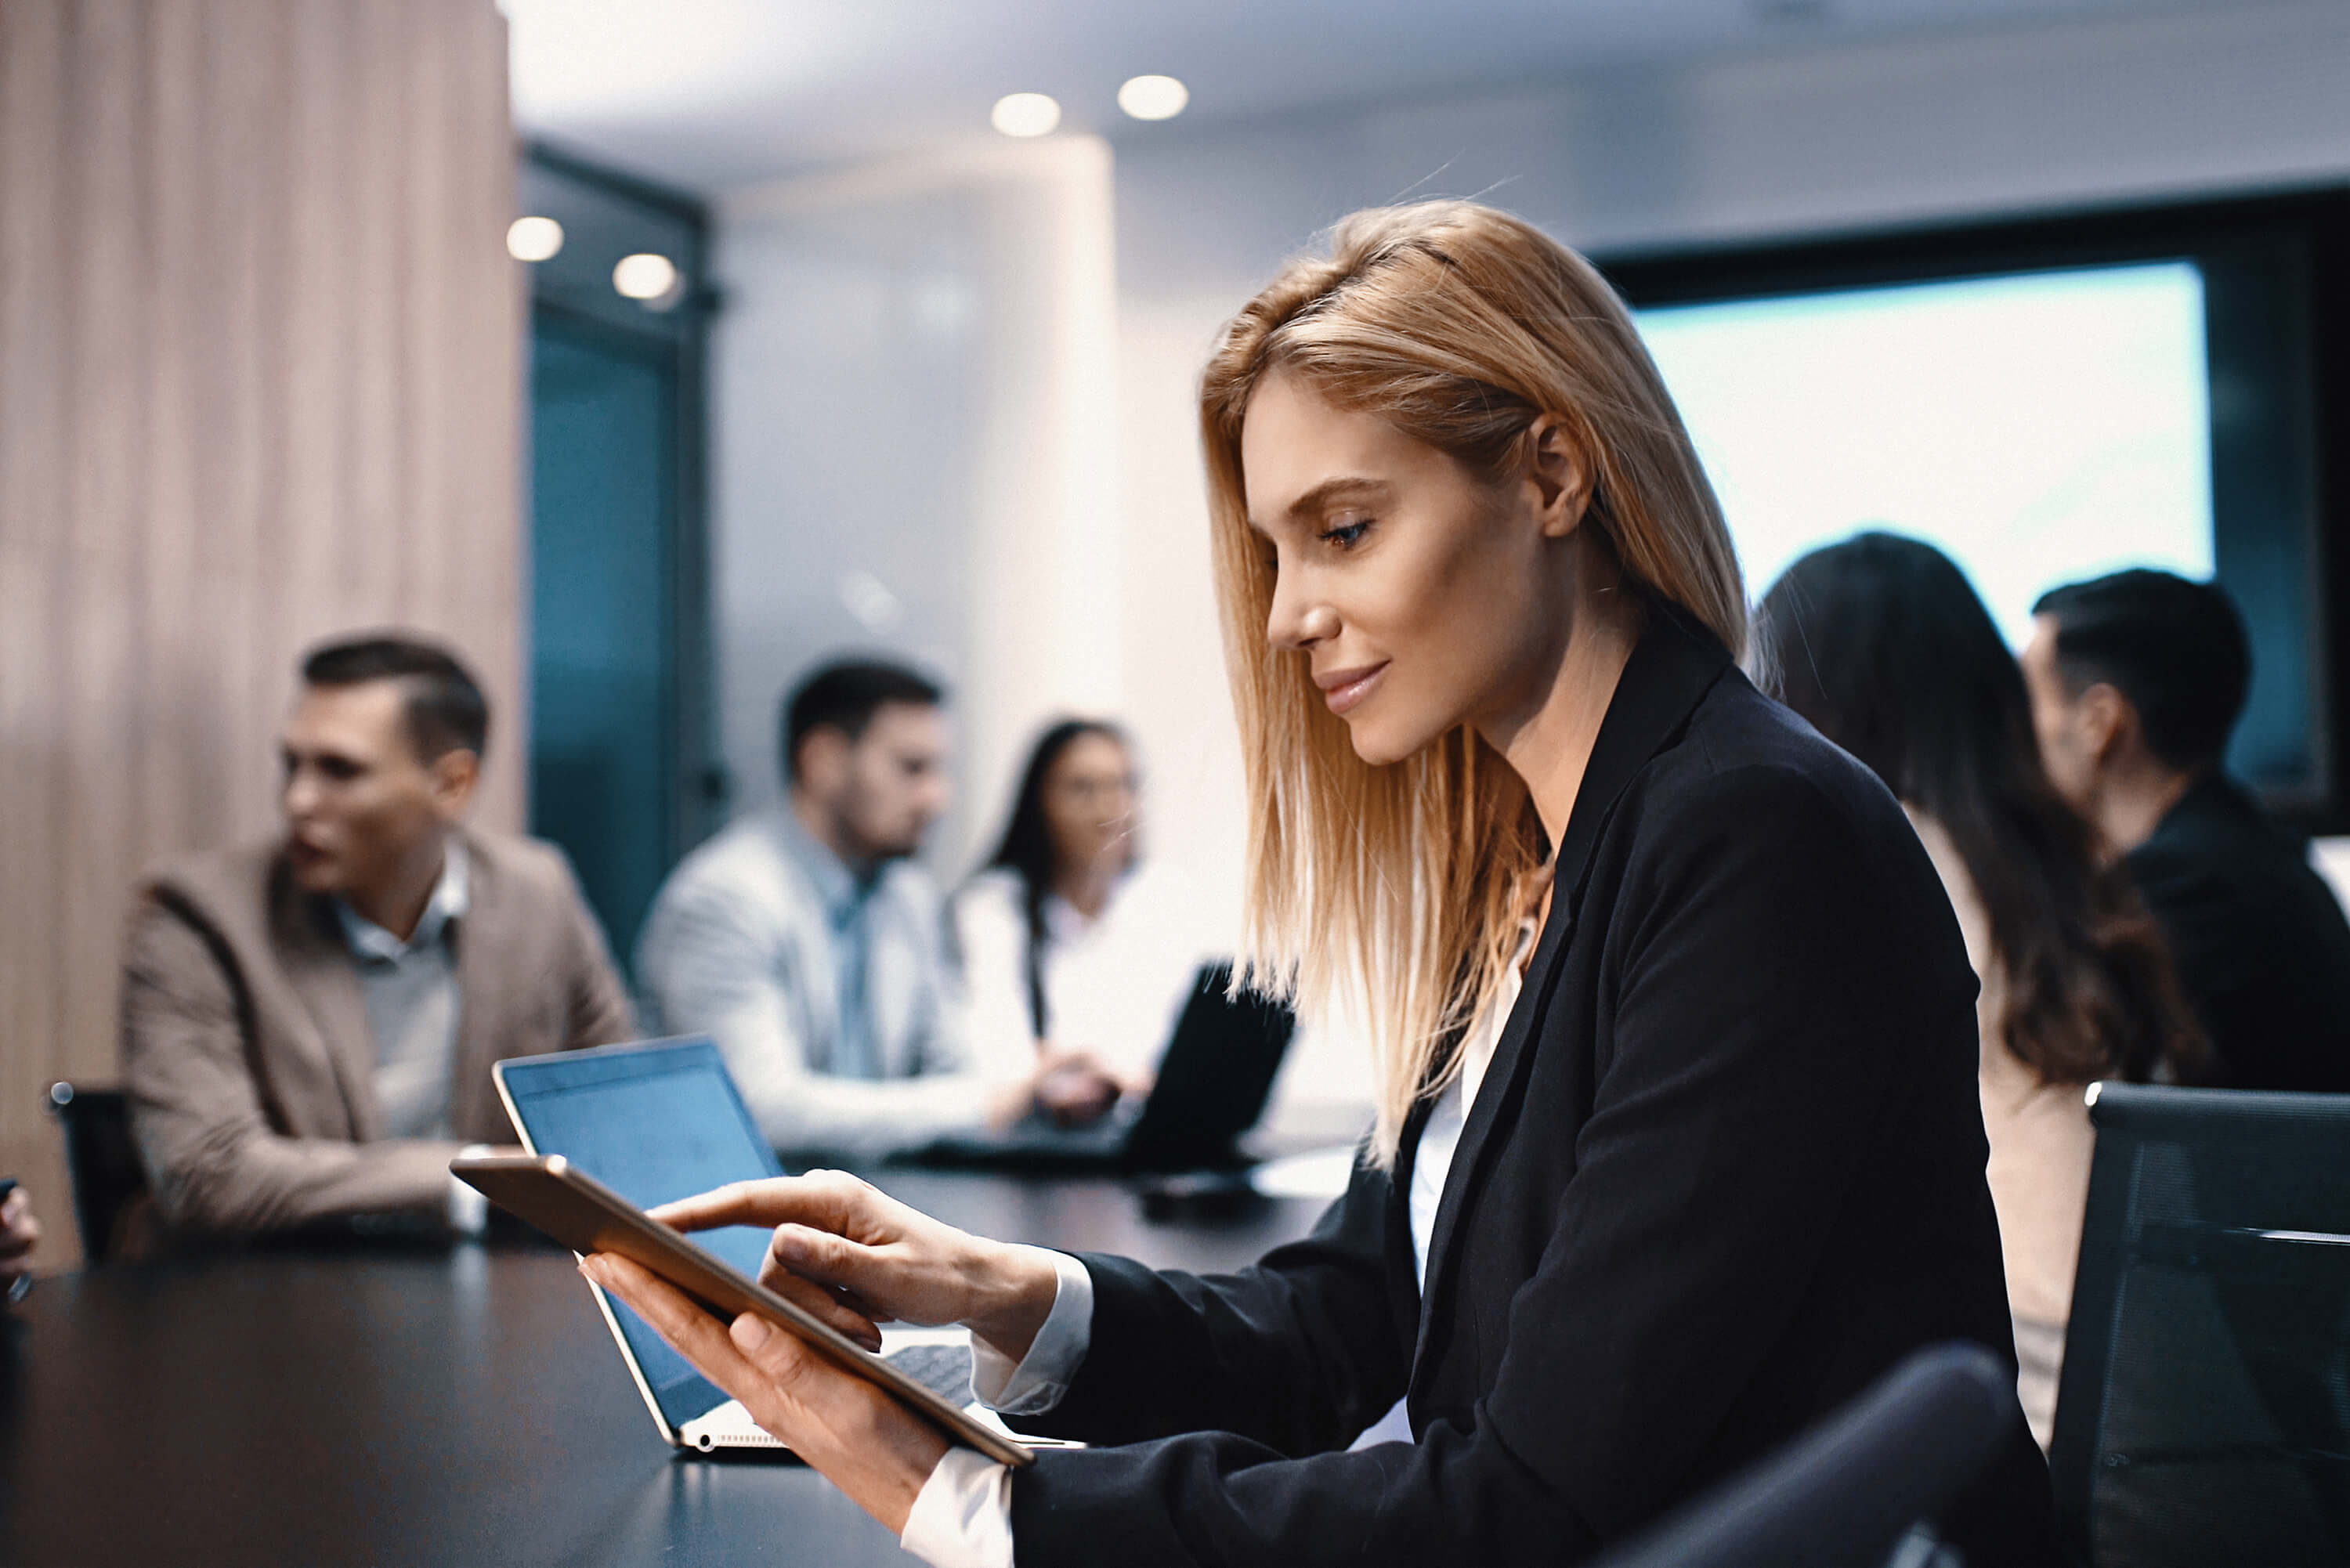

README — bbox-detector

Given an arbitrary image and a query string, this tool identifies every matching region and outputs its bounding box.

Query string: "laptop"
[492,1036,982,1454]
[915,963,1296,1172]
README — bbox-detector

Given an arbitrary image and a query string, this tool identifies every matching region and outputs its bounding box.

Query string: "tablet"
[452,1152,1034,1468]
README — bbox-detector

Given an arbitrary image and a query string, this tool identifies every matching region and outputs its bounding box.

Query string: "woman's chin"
[1343,716,1422,768]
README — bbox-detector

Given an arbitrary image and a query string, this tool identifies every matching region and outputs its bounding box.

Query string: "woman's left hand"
[1032,1046,1122,1125]
[580,1252,951,1535]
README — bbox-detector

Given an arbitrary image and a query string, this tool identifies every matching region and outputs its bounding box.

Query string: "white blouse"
[952,863,1220,1083]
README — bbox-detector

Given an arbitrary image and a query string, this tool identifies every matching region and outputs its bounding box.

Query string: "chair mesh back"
[2050,1084,2350,1566]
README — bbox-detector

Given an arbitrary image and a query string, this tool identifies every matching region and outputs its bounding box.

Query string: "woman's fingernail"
[731,1314,773,1352]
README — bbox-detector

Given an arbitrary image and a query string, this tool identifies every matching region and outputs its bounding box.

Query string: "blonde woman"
[584,203,2062,1566]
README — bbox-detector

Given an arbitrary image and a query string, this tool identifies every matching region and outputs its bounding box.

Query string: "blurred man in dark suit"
[2024,570,2350,1091]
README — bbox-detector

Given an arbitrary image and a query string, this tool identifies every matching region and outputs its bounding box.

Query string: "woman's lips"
[1318,662,1388,716]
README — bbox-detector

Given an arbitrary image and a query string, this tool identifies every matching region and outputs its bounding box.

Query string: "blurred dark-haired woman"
[1758,530,2205,1447]
[954,721,1217,1095]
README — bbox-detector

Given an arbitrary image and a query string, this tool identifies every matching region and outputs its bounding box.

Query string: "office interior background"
[4,0,2349,1270]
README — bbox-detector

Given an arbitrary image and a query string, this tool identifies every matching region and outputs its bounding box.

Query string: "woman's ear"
[1526,414,1594,539]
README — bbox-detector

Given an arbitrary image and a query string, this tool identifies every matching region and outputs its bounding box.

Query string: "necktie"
[830,887,877,1079]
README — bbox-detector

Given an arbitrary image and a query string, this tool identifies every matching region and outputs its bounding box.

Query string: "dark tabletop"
[0,1169,1328,1567]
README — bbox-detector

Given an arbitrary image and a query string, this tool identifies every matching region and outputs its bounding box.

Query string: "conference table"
[0,1169,1331,1567]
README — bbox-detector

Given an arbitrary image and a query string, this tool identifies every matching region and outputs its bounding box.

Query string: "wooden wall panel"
[0,0,522,1270]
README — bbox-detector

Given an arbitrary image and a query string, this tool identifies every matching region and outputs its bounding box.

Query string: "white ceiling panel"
[505,0,2251,193]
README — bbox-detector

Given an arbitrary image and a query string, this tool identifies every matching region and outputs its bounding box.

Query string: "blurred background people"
[2025,570,2350,1093]
[120,637,635,1247]
[636,660,1118,1160]
[954,720,1218,1094]
[1760,532,2205,1448]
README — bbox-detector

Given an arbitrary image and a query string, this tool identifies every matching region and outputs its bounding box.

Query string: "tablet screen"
[499,1039,783,1429]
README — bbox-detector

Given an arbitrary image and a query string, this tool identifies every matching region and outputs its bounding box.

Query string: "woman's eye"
[1318,518,1372,549]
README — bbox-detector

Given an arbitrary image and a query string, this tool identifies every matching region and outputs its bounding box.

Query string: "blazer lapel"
[1410,606,1734,1376]
[1409,896,1577,1374]
[1385,1091,1438,1351]
[273,863,381,1143]
[449,830,508,1140]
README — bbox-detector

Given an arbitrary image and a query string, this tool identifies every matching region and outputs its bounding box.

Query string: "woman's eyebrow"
[1249,475,1389,533]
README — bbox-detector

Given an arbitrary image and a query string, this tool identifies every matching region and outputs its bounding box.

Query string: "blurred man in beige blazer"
[120,635,635,1247]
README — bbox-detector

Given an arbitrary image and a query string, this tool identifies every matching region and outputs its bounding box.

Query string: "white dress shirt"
[331,843,487,1233]
[899,953,1529,1568]
[634,808,997,1158]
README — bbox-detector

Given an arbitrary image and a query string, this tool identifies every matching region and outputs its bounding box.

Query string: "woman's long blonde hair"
[1201,201,1746,1167]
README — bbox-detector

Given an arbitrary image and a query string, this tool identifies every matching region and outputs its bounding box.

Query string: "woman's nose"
[1266,572,1334,652]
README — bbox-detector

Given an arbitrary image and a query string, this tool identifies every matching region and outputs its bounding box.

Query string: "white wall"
[710,0,2350,1129]
[713,138,1119,871]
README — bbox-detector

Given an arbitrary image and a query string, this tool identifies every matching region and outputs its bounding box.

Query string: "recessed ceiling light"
[612,252,680,304]
[1117,75,1188,121]
[506,215,564,262]
[991,92,1061,138]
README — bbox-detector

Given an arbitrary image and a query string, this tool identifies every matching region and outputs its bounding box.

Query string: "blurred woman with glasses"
[956,719,1214,1103]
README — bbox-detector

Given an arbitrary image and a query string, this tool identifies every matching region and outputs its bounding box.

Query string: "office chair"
[45,1082,146,1264]
[1585,1342,2012,1568]
[2048,1082,2350,1567]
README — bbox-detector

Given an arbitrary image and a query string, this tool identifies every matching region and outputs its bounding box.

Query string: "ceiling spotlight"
[991,92,1061,138]
[506,215,564,262]
[612,252,680,305]
[1117,75,1188,121]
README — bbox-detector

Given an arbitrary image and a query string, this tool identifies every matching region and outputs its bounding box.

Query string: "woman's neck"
[1482,564,1644,850]
[1050,860,1118,922]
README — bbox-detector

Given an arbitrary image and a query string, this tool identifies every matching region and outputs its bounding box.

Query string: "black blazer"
[2127,772,2350,1093]
[1008,611,2060,1566]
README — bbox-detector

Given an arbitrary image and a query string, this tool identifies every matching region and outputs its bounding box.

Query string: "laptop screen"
[497,1038,783,1429]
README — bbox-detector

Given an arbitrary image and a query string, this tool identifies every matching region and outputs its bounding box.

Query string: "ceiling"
[504,0,2243,196]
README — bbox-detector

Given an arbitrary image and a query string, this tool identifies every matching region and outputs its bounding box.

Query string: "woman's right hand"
[648,1171,1063,1364]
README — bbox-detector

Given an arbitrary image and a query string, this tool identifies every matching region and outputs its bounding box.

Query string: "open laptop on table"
[914,963,1296,1172]
[493,1036,984,1454]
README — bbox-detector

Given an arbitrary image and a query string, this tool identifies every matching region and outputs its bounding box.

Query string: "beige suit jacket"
[120,826,637,1239]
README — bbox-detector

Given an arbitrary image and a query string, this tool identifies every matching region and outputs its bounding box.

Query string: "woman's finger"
[760,1265,884,1350]
[580,1254,852,1440]
[828,1284,884,1322]
[725,1308,829,1396]
[652,1169,885,1241]
[584,1254,953,1540]
[646,1180,783,1234]
[581,1254,771,1401]
[767,1220,882,1292]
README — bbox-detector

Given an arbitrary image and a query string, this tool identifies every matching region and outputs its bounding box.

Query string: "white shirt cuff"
[447,1144,492,1237]
[970,1248,1093,1416]
[900,1444,1016,1568]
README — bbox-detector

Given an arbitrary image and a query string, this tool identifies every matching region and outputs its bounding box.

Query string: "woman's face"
[1239,370,1582,766]
[1043,732,1138,880]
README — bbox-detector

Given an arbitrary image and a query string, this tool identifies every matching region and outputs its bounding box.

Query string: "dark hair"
[2031,569,2250,775]
[1759,533,2202,1085]
[300,634,490,761]
[781,659,945,785]
[981,719,1133,1039]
